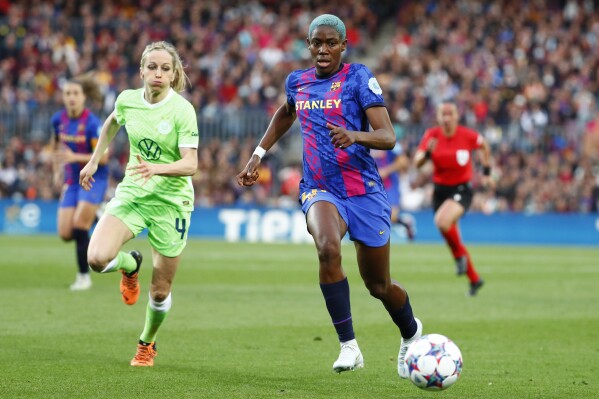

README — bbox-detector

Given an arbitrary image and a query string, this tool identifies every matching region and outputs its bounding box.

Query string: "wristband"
[483,166,491,176]
[253,146,266,159]
[424,149,432,159]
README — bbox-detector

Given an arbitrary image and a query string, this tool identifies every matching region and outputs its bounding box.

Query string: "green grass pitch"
[0,235,597,398]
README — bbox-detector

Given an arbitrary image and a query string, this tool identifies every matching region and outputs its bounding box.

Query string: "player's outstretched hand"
[127,154,157,186]
[79,161,97,191]
[327,122,354,149]
[236,156,260,187]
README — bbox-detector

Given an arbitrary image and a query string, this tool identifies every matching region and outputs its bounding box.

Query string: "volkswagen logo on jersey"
[138,138,162,160]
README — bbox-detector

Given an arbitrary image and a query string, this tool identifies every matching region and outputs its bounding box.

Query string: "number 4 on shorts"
[175,218,186,239]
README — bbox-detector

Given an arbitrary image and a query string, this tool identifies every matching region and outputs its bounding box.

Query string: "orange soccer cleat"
[130,341,157,367]
[120,250,142,305]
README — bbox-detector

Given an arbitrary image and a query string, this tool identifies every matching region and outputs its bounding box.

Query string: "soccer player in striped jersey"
[372,142,415,240]
[80,41,199,366]
[237,14,422,378]
[51,74,107,291]
[413,102,494,296]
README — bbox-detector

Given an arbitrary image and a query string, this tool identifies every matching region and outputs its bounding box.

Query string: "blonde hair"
[140,41,190,92]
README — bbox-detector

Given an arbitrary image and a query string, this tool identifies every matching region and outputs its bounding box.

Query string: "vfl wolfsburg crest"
[157,119,172,135]
[138,138,162,160]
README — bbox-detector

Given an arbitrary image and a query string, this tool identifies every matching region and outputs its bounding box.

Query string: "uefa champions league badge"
[158,120,172,135]
[368,77,383,95]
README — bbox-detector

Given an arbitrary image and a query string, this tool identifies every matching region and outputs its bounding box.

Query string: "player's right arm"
[413,130,437,169]
[79,111,119,190]
[257,102,296,153]
[237,102,296,187]
[379,149,409,180]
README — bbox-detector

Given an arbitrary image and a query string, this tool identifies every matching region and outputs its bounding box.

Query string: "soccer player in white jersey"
[79,41,199,367]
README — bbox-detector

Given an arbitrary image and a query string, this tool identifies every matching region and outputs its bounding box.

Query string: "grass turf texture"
[0,235,597,398]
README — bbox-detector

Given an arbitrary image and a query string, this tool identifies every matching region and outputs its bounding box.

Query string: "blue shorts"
[300,189,391,247]
[59,179,108,208]
[385,185,400,208]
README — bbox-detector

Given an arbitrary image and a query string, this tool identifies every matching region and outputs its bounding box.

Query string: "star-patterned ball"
[405,333,463,391]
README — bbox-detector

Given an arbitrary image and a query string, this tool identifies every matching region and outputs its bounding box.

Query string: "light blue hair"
[308,14,346,41]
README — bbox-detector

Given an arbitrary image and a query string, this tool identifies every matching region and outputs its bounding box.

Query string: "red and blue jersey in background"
[286,63,386,199]
[372,143,403,192]
[51,109,107,185]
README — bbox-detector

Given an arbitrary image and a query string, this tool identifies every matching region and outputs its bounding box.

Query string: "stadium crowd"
[0,0,598,213]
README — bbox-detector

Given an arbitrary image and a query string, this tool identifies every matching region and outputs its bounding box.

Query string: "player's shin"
[320,278,355,342]
[140,292,172,344]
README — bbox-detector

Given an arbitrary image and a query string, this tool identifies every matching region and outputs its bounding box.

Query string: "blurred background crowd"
[1,0,598,213]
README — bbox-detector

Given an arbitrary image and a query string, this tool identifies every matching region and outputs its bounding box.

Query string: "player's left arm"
[128,147,197,185]
[327,106,395,150]
[476,134,495,190]
[60,139,109,165]
[128,101,199,183]
[90,138,110,165]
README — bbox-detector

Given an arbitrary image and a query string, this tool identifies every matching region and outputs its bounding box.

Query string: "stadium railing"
[0,107,585,154]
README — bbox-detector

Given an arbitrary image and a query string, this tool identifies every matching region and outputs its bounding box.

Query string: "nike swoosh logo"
[379,230,385,235]
[298,86,306,92]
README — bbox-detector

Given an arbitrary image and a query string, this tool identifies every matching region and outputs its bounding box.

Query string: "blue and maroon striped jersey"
[372,142,403,191]
[286,63,386,199]
[51,108,107,185]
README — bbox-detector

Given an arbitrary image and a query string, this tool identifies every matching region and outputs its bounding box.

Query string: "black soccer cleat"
[468,279,484,296]
[127,250,143,276]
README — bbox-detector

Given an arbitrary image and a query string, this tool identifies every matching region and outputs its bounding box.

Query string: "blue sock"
[72,228,90,274]
[388,294,418,338]
[320,278,355,342]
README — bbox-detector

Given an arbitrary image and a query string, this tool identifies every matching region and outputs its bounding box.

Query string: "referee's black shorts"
[432,182,473,213]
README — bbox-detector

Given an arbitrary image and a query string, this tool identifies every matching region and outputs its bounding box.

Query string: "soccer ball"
[405,333,463,391]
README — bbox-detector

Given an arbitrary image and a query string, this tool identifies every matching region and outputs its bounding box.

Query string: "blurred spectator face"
[62,82,86,116]
[307,26,347,76]
[437,103,459,132]
[140,49,174,92]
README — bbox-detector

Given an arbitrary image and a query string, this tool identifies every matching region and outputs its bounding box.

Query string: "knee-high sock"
[387,294,418,339]
[140,293,172,344]
[72,228,90,274]
[442,224,480,282]
[320,278,355,342]
[441,224,467,259]
[100,251,137,274]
